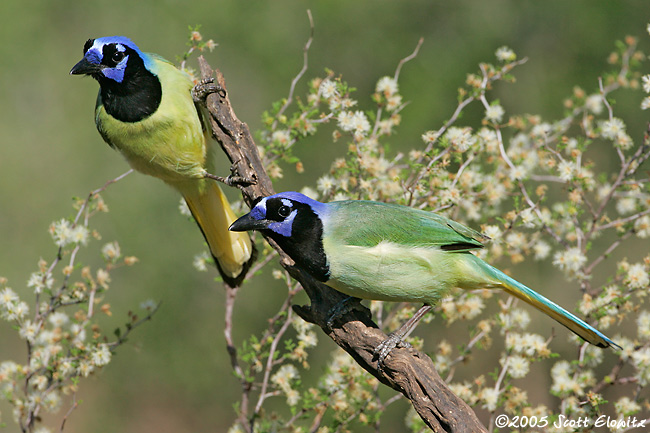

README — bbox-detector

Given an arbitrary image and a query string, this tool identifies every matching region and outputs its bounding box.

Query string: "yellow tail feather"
[178,179,254,286]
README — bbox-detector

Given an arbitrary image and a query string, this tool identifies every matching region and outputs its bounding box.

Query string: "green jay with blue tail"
[71,36,254,286]
[230,192,620,355]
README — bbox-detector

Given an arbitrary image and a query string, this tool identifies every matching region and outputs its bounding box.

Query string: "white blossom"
[271,130,291,148]
[557,160,575,182]
[91,344,112,366]
[616,197,637,215]
[316,175,336,194]
[480,387,500,411]
[600,118,626,140]
[19,320,38,343]
[49,219,73,247]
[509,165,527,181]
[503,355,530,378]
[533,240,551,260]
[635,215,650,238]
[319,79,337,99]
[338,110,370,137]
[638,311,650,339]
[642,74,650,93]
[101,242,121,261]
[445,127,476,152]
[421,130,440,144]
[483,225,502,240]
[376,76,398,96]
[553,247,587,273]
[495,46,516,62]
[271,364,299,393]
[192,252,211,272]
[48,311,69,328]
[626,263,649,289]
[641,96,650,110]
[585,94,604,114]
[485,104,505,123]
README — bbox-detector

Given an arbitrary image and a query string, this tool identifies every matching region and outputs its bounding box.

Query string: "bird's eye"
[278,205,291,218]
[111,51,125,63]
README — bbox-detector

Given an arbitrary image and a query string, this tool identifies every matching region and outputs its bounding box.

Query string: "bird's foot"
[192,77,226,103]
[372,303,430,370]
[325,296,363,331]
[204,171,257,188]
[229,162,257,187]
[373,332,412,371]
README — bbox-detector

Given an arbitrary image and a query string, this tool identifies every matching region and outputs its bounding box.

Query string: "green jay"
[230,192,619,357]
[70,36,253,286]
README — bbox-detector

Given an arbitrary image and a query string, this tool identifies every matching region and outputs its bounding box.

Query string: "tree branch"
[197,56,487,433]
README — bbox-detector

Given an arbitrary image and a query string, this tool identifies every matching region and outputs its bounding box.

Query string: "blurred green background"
[1,1,648,432]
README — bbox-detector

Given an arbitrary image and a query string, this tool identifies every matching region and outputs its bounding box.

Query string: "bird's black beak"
[70,57,101,75]
[229,213,270,232]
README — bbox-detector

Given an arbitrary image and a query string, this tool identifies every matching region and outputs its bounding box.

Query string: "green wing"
[325,200,488,251]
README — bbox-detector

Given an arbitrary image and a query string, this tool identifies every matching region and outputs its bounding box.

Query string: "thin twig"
[59,393,78,433]
[243,247,278,282]
[449,153,477,189]
[382,393,404,408]
[394,37,424,82]
[223,284,252,432]
[107,302,161,349]
[308,404,329,433]
[595,208,650,231]
[407,55,529,209]
[272,10,314,131]
[253,308,294,415]
[42,170,134,299]
[445,327,490,382]
[583,231,632,278]
[586,133,650,240]
[368,39,422,141]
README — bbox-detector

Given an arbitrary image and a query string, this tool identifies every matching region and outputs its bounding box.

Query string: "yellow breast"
[95,59,207,183]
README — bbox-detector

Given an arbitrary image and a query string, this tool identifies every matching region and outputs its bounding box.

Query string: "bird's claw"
[373,332,412,371]
[192,78,226,103]
[228,163,257,187]
[325,297,363,331]
[225,174,257,187]
[203,172,257,188]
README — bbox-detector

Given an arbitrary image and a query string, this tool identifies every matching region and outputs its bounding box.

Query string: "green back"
[323,200,487,250]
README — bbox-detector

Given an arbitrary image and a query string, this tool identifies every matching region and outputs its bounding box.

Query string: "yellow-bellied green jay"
[230,192,620,358]
[71,36,253,286]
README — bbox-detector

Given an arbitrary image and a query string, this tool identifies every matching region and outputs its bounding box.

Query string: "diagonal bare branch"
[196,56,487,433]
